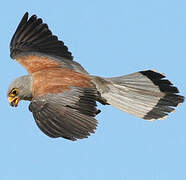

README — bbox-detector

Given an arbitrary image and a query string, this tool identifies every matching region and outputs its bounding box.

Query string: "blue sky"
[1,0,185,179]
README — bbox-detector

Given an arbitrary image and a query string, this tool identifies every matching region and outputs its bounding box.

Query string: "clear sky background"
[0,0,185,180]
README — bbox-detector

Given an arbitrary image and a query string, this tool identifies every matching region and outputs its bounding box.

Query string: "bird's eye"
[11,89,18,96]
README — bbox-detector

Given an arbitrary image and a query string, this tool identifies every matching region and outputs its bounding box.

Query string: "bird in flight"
[7,12,184,141]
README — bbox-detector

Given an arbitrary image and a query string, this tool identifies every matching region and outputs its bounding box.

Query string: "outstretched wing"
[10,12,73,60]
[10,12,88,74]
[29,87,100,141]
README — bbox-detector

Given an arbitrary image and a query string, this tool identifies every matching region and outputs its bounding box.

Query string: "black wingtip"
[20,12,29,23]
[10,12,73,60]
[24,12,29,18]
[16,12,29,32]
[10,12,28,53]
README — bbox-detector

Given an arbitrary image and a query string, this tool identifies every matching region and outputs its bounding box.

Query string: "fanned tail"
[92,70,184,120]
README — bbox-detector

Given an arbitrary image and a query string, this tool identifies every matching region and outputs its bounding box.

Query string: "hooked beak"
[8,96,21,107]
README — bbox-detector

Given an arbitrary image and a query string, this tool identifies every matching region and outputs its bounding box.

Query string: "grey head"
[7,75,33,107]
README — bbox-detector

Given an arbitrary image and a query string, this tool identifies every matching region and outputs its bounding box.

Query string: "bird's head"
[7,75,33,107]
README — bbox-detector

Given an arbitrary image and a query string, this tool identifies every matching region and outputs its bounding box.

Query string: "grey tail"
[91,70,184,120]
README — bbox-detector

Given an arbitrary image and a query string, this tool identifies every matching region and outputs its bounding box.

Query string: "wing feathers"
[23,23,48,42]
[10,12,73,60]
[29,87,99,140]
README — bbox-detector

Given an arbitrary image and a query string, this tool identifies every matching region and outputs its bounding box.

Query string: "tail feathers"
[92,70,184,120]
